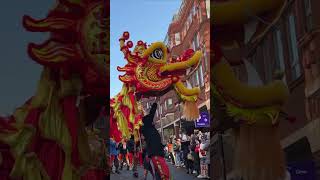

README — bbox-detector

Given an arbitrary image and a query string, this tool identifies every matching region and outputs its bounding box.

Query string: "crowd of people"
[109,135,137,174]
[109,135,164,179]
[165,130,210,179]
[109,130,211,179]
[109,97,210,179]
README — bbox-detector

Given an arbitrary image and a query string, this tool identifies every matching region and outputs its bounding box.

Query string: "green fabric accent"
[226,103,280,125]
[212,83,281,126]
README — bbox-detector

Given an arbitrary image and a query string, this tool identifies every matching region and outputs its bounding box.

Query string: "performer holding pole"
[140,96,171,180]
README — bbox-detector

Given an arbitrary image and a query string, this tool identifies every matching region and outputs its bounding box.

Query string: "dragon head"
[117,32,202,120]
[23,0,108,97]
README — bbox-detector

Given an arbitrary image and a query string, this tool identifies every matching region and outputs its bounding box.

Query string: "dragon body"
[0,0,109,179]
[110,32,202,141]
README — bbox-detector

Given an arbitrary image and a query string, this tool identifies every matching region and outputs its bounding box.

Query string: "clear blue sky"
[110,0,181,98]
[0,1,54,115]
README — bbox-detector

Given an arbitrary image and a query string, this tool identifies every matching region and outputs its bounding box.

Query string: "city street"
[110,163,198,180]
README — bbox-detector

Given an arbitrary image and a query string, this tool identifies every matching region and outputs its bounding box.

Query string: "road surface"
[110,163,198,180]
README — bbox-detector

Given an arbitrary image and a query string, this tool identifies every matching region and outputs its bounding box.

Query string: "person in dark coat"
[142,146,154,180]
[127,135,135,170]
[109,137,120,174]
[117,139,128,170]
[140,96,170,180]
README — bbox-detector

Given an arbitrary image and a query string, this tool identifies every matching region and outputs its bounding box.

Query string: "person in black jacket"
[127,135,135,170]
[117,139,128,170]
[140,96,171,180]
[142,146,154,180]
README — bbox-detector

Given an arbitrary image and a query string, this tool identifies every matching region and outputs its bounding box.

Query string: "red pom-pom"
[137,41,144,46]
[182,49,194,60]
[185,49,194,55]
[123,31,130,40]
[127,41,133,48]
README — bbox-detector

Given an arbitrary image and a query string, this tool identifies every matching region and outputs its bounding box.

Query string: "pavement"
[110,163,199,180]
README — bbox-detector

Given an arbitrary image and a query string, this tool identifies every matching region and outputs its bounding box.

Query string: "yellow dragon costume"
[213,0,291,180]
[110,32,203,141]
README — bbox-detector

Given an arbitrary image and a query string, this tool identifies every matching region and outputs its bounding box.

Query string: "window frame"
[287,13,302,81]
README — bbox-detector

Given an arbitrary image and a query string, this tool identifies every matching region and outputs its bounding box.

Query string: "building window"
[181,29,185,40]
[192,3,196,16]
[164,34,169,46]
[274,29,285,72]
[273,28,287,83]
[195,70,200,86]
[304,0,313,32]
[202,46,208,72]
[198,2,202,23]
[175,32,181,45]
[189,73,194,87]
[192,33,199,50]
[205,0,210,19]
[187,12,193,28]
[167,98,173,109]
[287,14,301,81]
[171,36,174,47]
[262,38,273,82]
[199,62,204,87]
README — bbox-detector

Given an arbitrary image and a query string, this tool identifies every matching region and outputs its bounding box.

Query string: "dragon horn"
[119,31,135,63]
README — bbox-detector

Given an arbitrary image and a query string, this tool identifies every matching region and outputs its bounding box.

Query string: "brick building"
[141,0,210,142]
[213,0,320,179]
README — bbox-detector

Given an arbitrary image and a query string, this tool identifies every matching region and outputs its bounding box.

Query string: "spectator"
[118,139,128,170]
[127,135,135,170]
[197,133,210,179]
[174,138,182,167]
[186,146,194,174]
[142,144,154,180]
[193,139,201,176]
[167,139,175,165]
[181,132,190,167]
[109,137,120,174]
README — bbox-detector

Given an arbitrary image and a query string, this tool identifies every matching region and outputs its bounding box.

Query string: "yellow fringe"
[183,101,200,121]
[234,125,286,180]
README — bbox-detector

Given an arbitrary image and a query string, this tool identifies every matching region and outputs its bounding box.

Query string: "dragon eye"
[150,48,163,60]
